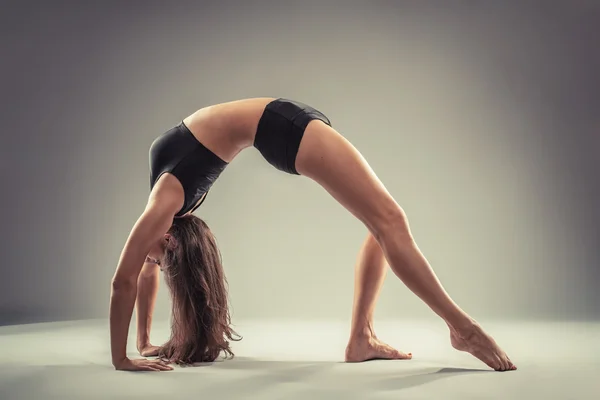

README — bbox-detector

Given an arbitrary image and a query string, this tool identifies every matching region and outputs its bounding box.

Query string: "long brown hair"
[158,215,240,365]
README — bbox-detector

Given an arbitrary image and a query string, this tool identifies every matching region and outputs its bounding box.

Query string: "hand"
[138,343,162,357]
[114,357,173,372]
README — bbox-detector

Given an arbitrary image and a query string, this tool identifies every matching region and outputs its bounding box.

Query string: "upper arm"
[112,192,181,285]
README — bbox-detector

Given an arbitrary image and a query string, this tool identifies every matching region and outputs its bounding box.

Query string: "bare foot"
[345,335,412,362]
[138,343,162,357]
[450,322,517,371]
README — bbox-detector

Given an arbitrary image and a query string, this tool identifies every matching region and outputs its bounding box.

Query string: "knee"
[369,206,413,244]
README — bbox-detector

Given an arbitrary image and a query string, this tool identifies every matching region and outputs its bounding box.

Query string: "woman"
[109,98,516,372]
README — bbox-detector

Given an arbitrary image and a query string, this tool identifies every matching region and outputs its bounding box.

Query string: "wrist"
[112,356,128,367]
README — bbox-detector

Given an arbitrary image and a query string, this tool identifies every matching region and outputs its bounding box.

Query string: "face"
[147,234,172,262]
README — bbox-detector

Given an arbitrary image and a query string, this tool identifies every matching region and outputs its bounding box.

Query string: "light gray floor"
[0,319,598,399]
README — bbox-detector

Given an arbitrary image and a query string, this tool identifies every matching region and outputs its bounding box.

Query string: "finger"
[146,361,173,370]
[150,362,173,370]
[148,365,169,372]
[155,360,173,368]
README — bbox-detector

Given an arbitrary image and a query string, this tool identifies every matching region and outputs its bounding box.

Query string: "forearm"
[110,281,138,366]
[136,264,160,349]
[110,240,152,366]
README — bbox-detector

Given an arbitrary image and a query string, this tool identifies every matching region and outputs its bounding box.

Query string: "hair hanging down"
[158,215,241,365]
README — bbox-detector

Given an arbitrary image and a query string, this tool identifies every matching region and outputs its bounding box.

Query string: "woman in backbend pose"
[109,98,516,372]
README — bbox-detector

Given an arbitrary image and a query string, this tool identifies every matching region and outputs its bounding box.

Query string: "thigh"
[295,120,406,234]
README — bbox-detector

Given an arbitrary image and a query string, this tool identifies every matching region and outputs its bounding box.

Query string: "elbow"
[111,277,136,292]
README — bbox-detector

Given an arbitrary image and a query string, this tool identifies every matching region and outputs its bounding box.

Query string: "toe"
[496,356,508,371]
[495,357,506,371]
[474,349,499,370]
[374,342,411,360]
[485,353,503,371]
[502,353,517,371]
[394,350,412,360]
[375,343,395,359]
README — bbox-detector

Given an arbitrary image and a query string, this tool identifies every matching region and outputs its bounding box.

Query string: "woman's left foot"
[345,336,412,362]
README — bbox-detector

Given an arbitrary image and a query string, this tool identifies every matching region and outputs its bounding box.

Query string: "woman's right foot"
[345,334,412,362]
[449,322,517,371]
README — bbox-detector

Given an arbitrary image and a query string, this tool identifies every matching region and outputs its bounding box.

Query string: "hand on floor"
[114,357,173,372]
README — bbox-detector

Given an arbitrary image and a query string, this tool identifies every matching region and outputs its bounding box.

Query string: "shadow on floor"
[181,356,491,392]
[0,358,492,400]
[374,366,491,391]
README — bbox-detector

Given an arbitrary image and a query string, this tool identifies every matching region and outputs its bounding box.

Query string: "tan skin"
[110,98,516,372]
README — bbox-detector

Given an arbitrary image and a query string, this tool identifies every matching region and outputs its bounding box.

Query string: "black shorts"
[149,121,228,217]
[253,98,331,175]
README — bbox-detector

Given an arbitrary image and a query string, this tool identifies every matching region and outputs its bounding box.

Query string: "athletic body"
[109,97,516,372]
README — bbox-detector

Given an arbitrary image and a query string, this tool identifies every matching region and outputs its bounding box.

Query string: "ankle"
[136,340,150,352]
[349,321,376,341]
[447,317,478,337]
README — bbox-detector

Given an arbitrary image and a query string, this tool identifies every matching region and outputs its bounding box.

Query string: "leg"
[295,121,516,371]
[346,232,412,362]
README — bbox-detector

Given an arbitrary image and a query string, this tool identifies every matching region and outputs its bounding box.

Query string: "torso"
[182,97,276,163]
[157,97,275,215]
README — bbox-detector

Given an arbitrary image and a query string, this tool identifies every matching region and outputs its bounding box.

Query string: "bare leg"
[345,233,412,362]
[296,121,516,371]
[375,218,515,371]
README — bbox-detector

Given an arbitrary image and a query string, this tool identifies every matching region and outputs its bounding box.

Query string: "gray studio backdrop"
[1,0,598,326]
